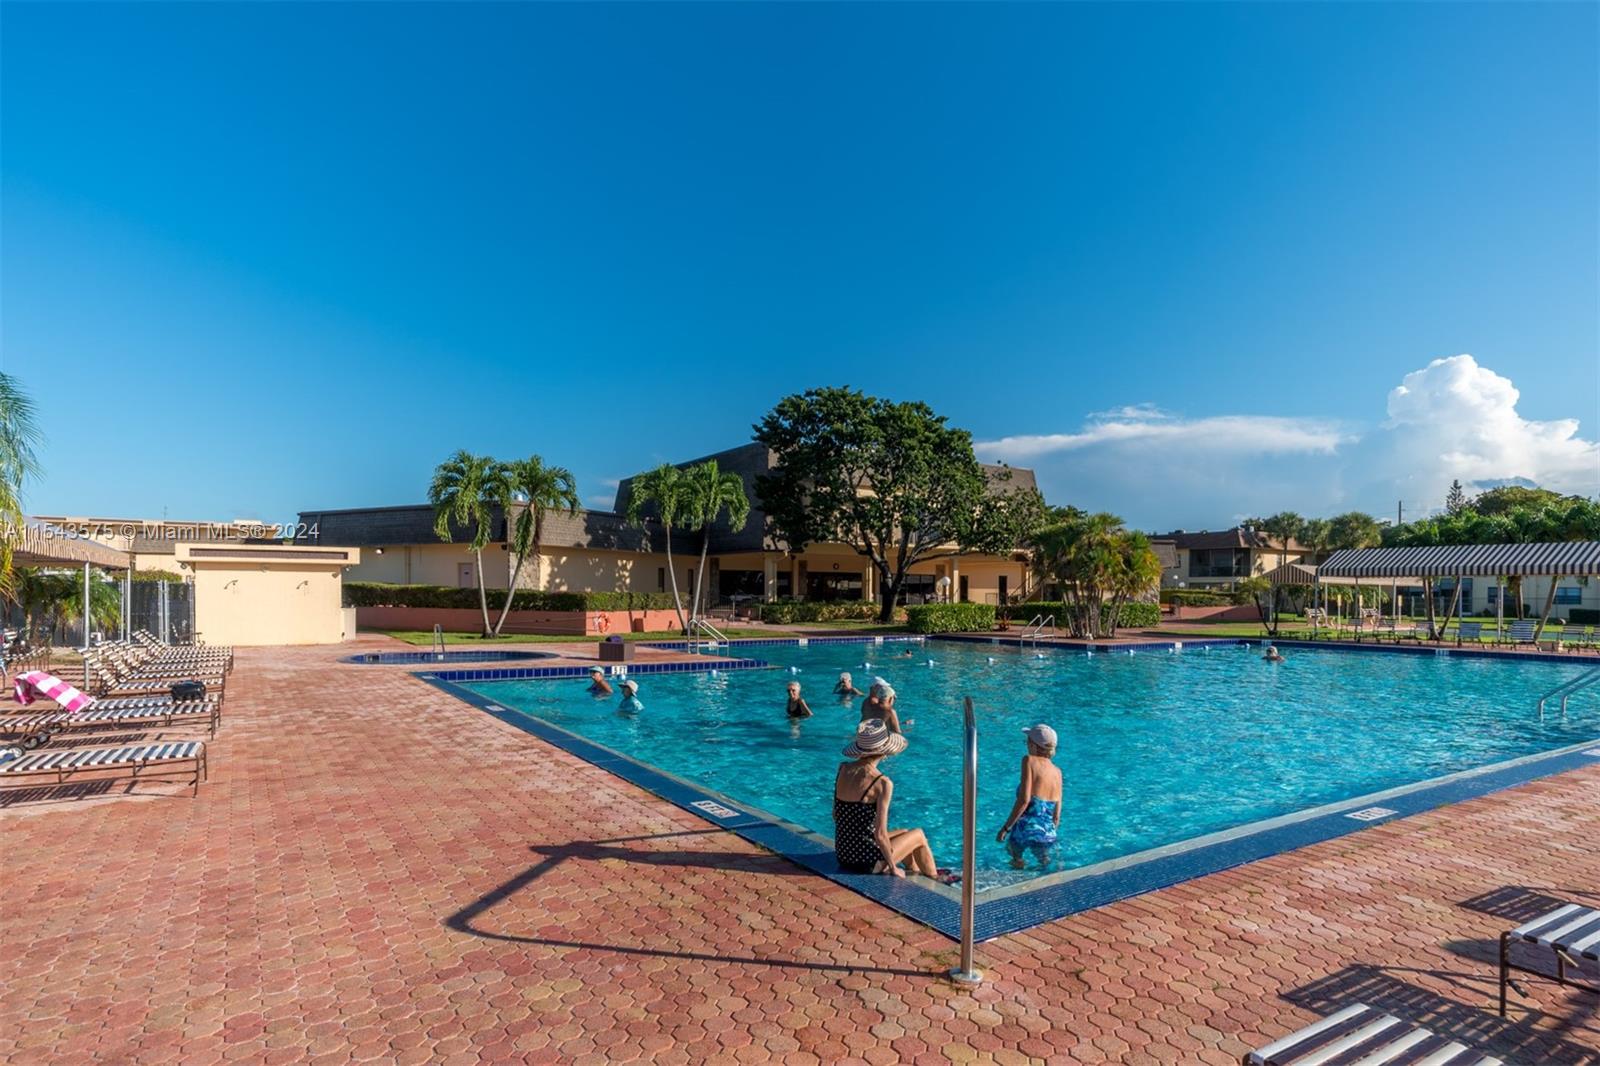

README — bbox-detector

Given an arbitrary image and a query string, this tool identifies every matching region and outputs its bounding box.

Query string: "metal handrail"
[687,616,730,651]
[1537,665,1600,719]
[431,624,445,659]
[948,695,982,985]
[1019,614,1056,646]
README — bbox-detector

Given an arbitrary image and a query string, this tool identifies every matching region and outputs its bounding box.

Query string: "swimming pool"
[458,639,1599,900]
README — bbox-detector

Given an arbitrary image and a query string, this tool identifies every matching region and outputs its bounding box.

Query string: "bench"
[1499,903,1600,1016]
[1245,1002,1501,1065]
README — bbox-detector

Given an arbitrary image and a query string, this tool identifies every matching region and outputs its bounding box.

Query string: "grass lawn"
[370,627,772,646]
[1150,616,1587,645]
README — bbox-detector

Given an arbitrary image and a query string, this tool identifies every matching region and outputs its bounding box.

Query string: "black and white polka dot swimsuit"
[833,772,886,873]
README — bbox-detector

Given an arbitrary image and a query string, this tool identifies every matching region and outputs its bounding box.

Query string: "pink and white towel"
[13,670,92,714]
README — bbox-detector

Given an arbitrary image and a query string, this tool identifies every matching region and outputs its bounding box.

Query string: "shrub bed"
[1114,602,1161,628]
[1159,588,1239,607]
[757,600,890,624]
[343,582,676,612]
[1568,608,1600,625]
[1007,600,1160,629]
[906,602,996,633]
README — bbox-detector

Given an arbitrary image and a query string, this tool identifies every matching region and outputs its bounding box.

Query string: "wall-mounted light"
[374,547,384,555]
[224,579,238,590]
[296,580,309,589]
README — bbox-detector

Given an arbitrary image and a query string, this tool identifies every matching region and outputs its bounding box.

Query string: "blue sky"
[4,3,1596,530]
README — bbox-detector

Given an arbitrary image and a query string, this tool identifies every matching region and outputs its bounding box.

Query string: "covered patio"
[1317,541,1600,642]
[11,519,134,651]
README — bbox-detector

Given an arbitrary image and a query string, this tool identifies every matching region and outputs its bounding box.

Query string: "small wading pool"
[344,649,556,665]
[432,638,1600,936]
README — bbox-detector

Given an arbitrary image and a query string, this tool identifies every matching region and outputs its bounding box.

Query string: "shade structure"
[1261,562,1419,587]
[13,519,132,570]
[1320,542,1600,580]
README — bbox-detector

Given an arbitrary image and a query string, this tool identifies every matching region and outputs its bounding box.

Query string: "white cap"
[621,679,639,694]
[1023,723,1057,749]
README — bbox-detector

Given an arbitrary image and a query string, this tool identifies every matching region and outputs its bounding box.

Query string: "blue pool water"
[466,640,1598,888]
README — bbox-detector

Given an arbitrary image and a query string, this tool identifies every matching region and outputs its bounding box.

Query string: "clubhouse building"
[298,443,1036,607]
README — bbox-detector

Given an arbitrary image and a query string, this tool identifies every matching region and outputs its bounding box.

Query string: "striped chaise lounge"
[1499,902,1600,1016]
[1,698,222,744]
[1245,1003,1501,1065]
[0,741,206,796]
[1498,620,1539,649]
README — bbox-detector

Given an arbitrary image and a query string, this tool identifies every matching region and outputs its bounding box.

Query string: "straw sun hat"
[842,718,907,759]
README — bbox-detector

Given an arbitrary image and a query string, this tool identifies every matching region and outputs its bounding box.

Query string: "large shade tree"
[683,460,750,623]
[428,450,507,637]
[754,388,1046,623]
[626,464,694,631]
[491,455,579,637]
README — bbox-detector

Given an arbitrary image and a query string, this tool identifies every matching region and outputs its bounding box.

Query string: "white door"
[458,562,475,588]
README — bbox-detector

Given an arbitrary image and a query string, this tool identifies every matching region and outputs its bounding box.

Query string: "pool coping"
[415,635,1600,941]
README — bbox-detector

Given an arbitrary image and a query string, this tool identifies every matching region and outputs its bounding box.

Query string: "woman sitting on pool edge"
[833,719,944,880]
[996,723,1062,870]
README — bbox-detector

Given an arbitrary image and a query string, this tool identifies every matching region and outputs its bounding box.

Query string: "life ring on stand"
[595,614,611,634]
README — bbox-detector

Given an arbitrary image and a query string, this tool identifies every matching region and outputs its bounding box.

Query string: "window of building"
[1555,584,1583,605]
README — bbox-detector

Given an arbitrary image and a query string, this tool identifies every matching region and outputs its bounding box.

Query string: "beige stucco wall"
[179,544,359,646]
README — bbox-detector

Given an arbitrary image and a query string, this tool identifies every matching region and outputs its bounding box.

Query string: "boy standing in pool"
[996,724,1062,869]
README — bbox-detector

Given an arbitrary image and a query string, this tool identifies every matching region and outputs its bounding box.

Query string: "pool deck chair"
[0,741,206,797]
[1498,620,1539,650]
[1557,625,1595,653]
[1498,903,1600,1017]
[1245,1003,1502,1065]
[1455,621,1482,646]
[0,699,221,743]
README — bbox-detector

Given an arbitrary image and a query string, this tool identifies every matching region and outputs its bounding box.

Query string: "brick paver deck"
[2,636,1596,1065]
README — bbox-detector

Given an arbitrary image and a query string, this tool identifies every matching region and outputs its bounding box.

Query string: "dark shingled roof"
[297,504,680,553]
[1159,528,1309,552]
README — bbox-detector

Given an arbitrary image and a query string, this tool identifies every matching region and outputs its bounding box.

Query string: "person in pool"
[861,679,903,734]
[587,667,613,696]
[996,724,1062,869]
[1263,645,1286,663]
[834,672,864,699]
[618,678,643,713]
[833,719,943,880]
[785,680,813,718]
[900,646,916,657]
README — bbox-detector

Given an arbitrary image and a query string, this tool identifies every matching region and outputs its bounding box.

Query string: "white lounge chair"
[0,740,206,796]
[1245,1003,1501,1065]
[1499,903,1600,1016]
[1,699,221,743]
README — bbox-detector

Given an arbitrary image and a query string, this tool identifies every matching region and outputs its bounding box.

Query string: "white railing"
[432,624,446,660]
[1019,614,1056,647]
[1537,665,1600,720]
[687,616,730,653]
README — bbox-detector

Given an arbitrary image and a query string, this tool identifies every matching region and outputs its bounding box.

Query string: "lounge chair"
[1245,1003,1502,1065]
[0,699,221,744]
[1557,625,1595,653]
[0,740,206,796]
[1499,903,1600,1017]
[1498,620,1539,649]
[1455,621,1482,646]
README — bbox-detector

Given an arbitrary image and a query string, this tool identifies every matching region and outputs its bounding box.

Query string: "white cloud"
[1373,355,1600,499]
[975,354,1597,528]
[977,411,1347,462]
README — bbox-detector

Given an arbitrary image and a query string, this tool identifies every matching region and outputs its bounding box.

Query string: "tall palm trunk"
[491,517,539,637]
[1423,578,1438,640]
[473,547,492,637]
[691,533,711,622]
[662,524,686,631]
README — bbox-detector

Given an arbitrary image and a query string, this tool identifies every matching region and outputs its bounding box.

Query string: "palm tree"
[1104,531,1163,635]
[626,464,692,631]
[428,450,507,637]
[0,373,43,594]
[683,460,751,622]
[491,455,580,637]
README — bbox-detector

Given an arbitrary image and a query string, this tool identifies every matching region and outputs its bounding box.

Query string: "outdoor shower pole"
[82,563,91,650]
[949,696,982,985]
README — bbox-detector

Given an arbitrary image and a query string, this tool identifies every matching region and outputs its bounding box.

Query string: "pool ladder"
[1537,666,1600,720]
[687,616,729,654]
[1019,614,1056,647]
[431,624,446,661]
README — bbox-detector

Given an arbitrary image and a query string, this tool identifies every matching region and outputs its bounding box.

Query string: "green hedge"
[1008,600,1160,629]
[1568,608,1599,625]
[757,600,892,624]
[906,603,996,633]
[1115,602,1161,628]
[132,569,186,584]
[344,582,677,612]
[1159,588,1240,606]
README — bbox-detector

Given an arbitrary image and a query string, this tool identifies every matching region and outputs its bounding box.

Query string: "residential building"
[1156,527,1311,589]
[299,443,1035,606]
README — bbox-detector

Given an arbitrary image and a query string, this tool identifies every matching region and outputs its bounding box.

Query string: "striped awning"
[1262,562,1414,587]
[13,519,133,570]
[1320,542,1600,580]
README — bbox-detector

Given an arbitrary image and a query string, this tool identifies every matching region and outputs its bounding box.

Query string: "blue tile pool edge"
[415,653,1600,942]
